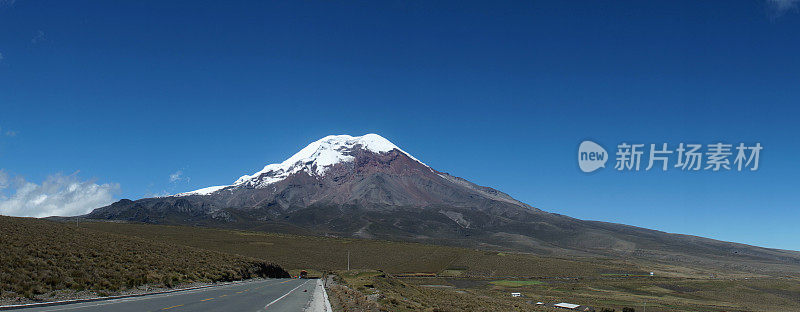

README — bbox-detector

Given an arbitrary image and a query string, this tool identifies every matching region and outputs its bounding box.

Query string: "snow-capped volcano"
[140,132,531,211]
[93,132,534,223]
[86,133,800,272]
[177,134,428,196]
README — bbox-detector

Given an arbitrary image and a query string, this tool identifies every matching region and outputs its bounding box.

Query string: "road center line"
[31,281,249,312]
[162,304,183,310]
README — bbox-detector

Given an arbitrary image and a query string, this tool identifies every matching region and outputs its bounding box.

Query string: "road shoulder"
[305,279,333,312]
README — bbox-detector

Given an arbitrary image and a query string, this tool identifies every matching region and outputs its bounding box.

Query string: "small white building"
[554,302,581,310]
[510,292,521,297]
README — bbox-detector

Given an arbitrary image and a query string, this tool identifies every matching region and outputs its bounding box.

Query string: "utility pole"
[347,251,350,271]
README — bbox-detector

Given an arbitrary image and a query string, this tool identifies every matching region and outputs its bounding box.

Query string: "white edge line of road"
[0,279,263,311]
[320,279,333,312]
[317,279,333,312]
[260,279,310,311]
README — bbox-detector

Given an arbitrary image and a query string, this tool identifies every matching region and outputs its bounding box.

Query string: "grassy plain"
[331,271,800,312]
[83,222,654,277]
[82,221,800,312]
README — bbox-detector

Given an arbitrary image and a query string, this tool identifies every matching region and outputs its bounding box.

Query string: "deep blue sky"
[1,1,799,250]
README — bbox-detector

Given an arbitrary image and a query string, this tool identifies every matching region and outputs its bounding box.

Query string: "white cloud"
[0,171,120,218]
[767,0,799,16]
[145,190,171,198]
[169,170,190,183]
[0,170,9,191]
[169,170,184,182]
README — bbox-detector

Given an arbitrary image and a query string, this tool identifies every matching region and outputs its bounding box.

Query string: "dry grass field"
[330,271,800,312]
[0,217,288,302]
[82,221,652,278]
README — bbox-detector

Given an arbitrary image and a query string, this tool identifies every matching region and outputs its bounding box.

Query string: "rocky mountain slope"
[85,134,800,274]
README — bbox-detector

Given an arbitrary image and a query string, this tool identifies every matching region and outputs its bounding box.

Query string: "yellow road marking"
[163,304,184,310]
[201,298,214,301]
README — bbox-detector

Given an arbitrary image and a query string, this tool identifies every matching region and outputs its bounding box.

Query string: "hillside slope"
[0,216,288,301]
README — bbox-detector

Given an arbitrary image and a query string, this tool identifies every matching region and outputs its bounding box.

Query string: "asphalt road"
[11,279,317,312]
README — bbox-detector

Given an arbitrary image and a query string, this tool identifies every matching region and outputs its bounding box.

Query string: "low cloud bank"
[0,171,120,217]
